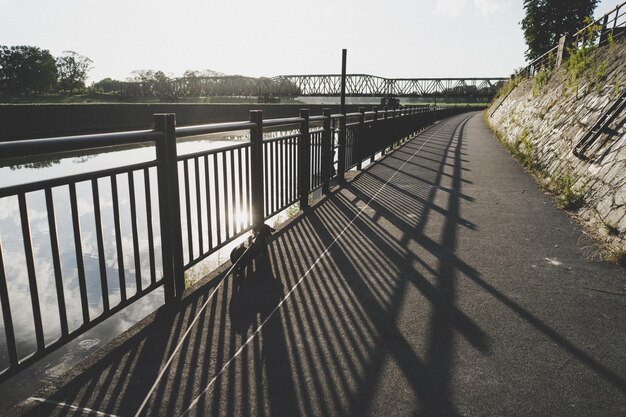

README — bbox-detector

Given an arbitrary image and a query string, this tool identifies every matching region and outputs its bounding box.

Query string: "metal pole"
[249,110,264,229]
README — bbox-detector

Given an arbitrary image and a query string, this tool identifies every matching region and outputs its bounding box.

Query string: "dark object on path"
[229,224,276,278]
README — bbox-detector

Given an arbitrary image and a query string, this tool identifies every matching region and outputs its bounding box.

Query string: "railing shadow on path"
[20,113,625,417]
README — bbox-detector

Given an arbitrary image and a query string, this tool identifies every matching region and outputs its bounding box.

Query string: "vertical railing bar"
[317,131,322,187]
[68,183,90,325]
[293,135,298,204]
[273,140,278,214]
[287,137,292,204]
[237,148,244,233]
[111,175,127,302]
[203,155,213,251]
[0,242,19,367]
[143,168,156,285]
[244,147,251,227]
[44,188,69,336]
[194,156,203,256]
[214,153,223,246]
[279,136,285,208]
[318,131,322,187]
[183,159,193,264]
[264,143,269,217]
[18,193,45,350]
[90,180,110,313]
[232,149,239,234]
[128,171,142,293]
[227,150,235,239]
[222,152,230,239]
[287,136,292,204]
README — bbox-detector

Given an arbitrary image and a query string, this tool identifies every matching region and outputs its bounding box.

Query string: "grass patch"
[607,248,626,266]
[552,171,586,210]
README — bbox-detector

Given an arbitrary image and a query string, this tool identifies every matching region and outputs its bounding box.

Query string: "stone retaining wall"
[487,36,626,258]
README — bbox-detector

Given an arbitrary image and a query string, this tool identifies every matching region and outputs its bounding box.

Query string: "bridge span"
[118,74,507,100]
[272,74,507,97]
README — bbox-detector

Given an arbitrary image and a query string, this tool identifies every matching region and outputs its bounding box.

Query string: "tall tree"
[56,50,93,94]
[0,45,58,95]
[521,0,599,61]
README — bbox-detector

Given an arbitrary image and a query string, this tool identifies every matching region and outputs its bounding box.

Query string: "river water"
[0,131,268,396]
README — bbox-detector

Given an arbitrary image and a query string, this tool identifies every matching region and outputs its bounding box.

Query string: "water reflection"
[0,132,247,373]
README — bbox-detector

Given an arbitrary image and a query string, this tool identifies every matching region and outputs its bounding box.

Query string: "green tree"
[56,50,93,94]
[0,45,58,95]
[521,0,599,61]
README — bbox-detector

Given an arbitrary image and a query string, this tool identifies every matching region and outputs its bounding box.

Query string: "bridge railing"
[0,105,475,381]
[520,1,626,77]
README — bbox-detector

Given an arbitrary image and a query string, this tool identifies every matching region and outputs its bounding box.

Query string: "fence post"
[249,110,264,230]
[357,107,365,170]
[338,49,347,182]
[299,109,311,210]
[154,113,185,301]
[556,34,568,68]
[321,108,331,195]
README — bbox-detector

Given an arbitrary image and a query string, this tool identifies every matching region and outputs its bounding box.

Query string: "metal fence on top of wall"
[520,1,626,78]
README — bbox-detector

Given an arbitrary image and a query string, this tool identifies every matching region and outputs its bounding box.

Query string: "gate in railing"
[0,105,474,381]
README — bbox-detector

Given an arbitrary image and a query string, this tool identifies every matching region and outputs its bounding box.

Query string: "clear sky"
[0,0,621,83]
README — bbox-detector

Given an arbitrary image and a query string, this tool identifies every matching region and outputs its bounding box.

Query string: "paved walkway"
[18,112,626,416]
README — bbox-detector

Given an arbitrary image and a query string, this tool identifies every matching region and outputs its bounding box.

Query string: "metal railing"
[520,1,626,77]
[0,105,475,381]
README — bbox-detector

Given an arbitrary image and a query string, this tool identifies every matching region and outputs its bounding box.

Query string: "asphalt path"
[17,111,626,416]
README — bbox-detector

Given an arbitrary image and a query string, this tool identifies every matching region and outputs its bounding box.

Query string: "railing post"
[338,48,347,182]
[357,107,365,170]
[154,113,185,301]
[249,110,264,229]
[556,34,568,68]
[321,108,331,195]
[371,107,378,163]
[299,109,311,210]
[382,106,389,154]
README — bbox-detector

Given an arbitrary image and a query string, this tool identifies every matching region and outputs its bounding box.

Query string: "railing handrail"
[0,129,162,160]
[176,121,255,138]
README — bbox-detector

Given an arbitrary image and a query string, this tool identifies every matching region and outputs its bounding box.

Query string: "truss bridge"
[271,74,507,98]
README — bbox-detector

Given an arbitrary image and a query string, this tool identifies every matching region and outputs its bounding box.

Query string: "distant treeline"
[0,46,92,95]
[94,70,302,99]
[0,45,300,100]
